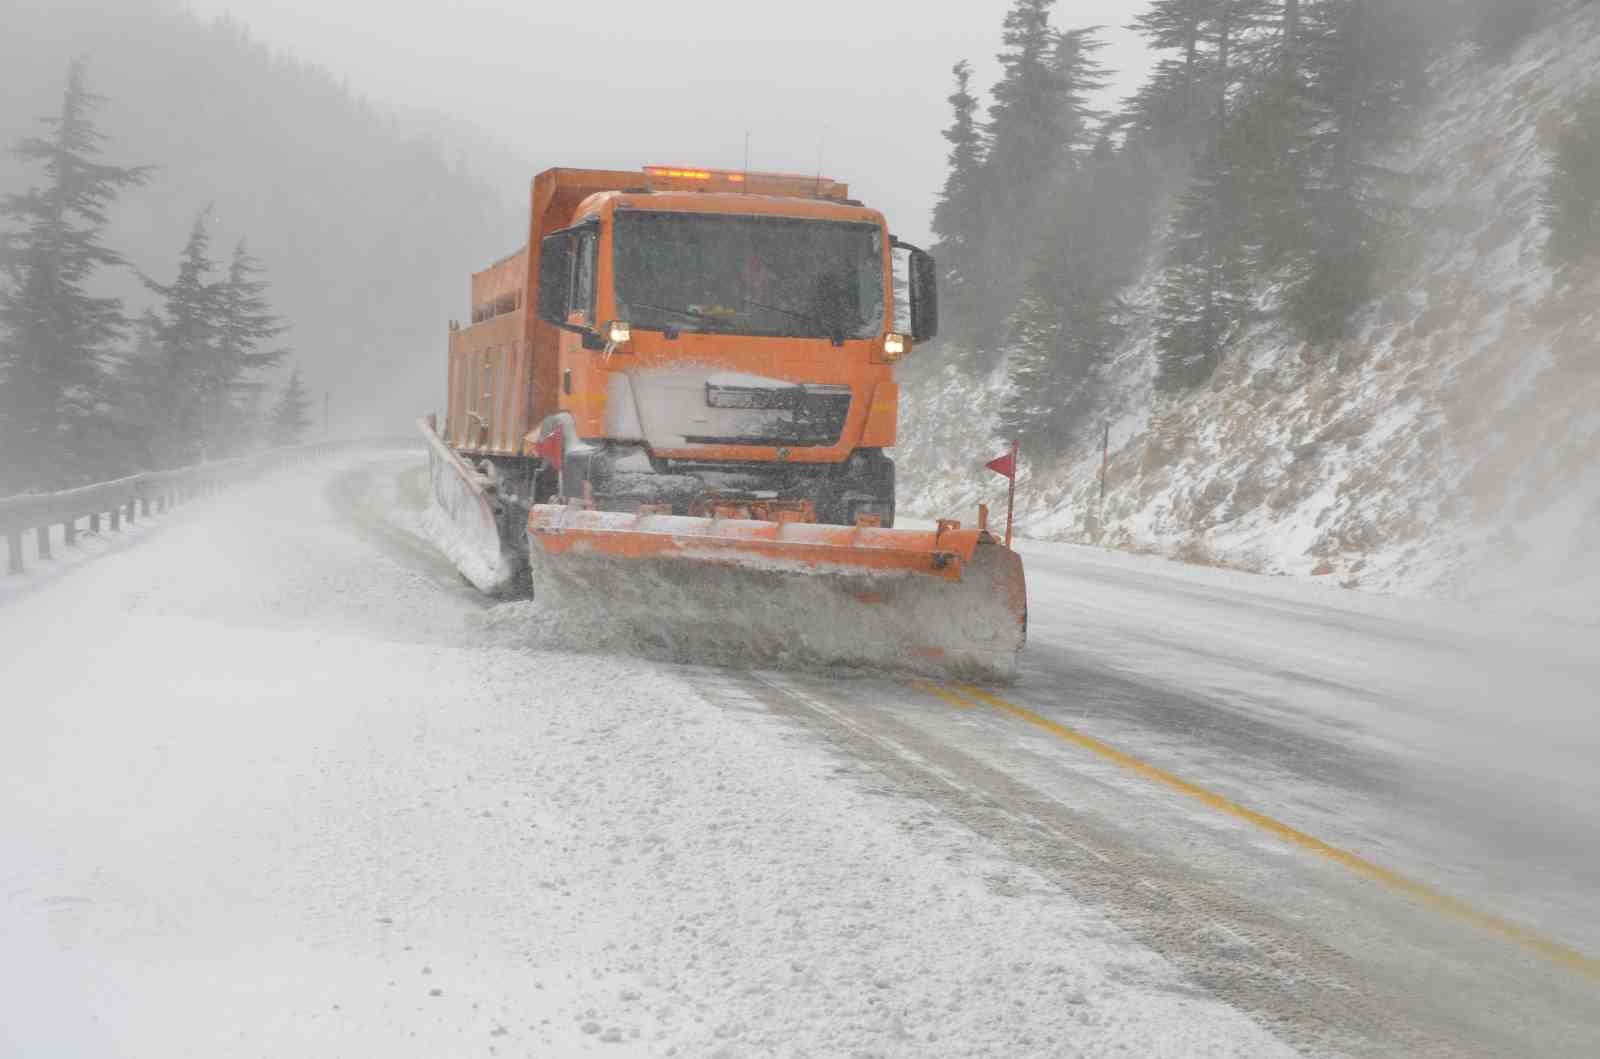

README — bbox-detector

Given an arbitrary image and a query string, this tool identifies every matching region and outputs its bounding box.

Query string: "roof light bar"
[643,166,847,199]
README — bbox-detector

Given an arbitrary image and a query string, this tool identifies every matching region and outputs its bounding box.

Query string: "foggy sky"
[179,0,1155,245]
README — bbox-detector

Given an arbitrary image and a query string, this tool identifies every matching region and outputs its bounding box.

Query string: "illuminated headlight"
[608,321,632,345]
[883,333,908,360]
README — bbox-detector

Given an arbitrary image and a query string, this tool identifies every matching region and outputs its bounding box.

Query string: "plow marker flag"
[986,442,1019,548]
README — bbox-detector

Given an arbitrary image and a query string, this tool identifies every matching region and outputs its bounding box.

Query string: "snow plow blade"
[525,507,1027,680]
[419,417,521,594]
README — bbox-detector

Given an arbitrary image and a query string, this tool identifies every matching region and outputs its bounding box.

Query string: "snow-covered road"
[3,452,1597,1057]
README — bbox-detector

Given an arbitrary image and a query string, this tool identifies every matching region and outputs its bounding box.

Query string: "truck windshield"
[613,211,885,341]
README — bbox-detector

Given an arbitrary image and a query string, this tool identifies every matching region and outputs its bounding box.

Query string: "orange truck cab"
[444,165,938,526]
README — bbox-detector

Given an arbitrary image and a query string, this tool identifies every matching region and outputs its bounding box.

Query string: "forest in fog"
[4,0,1600,497]
[923,0,1600,458]
[0,0,515,492]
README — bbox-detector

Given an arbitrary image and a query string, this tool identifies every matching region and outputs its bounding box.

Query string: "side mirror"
[908,246,939,343]
[536,232,574,326]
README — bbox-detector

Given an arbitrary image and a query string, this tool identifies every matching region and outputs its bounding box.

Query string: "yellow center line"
[935,682,1600,983]
[915,680,976,710]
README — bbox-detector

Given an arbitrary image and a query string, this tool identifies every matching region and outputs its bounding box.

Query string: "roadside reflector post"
[1099,422,1110,512]
[1005,441,1018,550]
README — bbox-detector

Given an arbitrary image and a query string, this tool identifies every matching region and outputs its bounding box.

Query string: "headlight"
[608,321,632,345]
[883,333,907,360]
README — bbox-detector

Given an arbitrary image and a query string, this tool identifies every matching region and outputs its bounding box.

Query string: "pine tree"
[269,365,312,446]
[1545,88,1600,265]
[143,209,226,466]
[930,60,988,353]
[1154,137,1254,390]
[209,241,288,453]
[985,0,1070,203]
[1284,0,1425,343]
[1001,138,1149,452]
[0,58,148,491]
[1051,27,1112,162]
[965,0,1082,368]
[1127,0,1216,150]
[1226,0,1320,281]
[1132,1,1275,128]
[110,309,167,470]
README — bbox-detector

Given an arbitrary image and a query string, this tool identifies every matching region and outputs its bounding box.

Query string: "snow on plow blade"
[526,507,1027,679]
[418,417,520,594]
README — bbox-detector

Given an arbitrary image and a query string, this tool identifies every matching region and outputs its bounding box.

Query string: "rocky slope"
[899,3,1600,623]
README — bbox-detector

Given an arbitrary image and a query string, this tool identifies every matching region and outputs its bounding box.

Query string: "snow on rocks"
[897,3,1600,625]
[0,454,1294,1057]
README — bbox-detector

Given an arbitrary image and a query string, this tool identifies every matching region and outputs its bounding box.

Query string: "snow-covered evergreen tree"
[985,0,1071,203]
[1284,0,1426,343]
[1126,0,1217,150]
[211,241,288,453]
[1154,138,1253,390]
[965,0,1076,368]
[0,58,148,491]
[1000,34,1148,455]
[931,61,987,353]
[269,365,313,446]
[142,209,225,466]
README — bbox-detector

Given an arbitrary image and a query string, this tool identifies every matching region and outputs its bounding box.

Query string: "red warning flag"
[985,450,1016,480]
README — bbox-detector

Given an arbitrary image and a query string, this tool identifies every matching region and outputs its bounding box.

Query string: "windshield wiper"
[626,302,729,329]
[735,297,848,347]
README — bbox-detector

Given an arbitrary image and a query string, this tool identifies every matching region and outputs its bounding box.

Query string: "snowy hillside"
[899,4,1600,623]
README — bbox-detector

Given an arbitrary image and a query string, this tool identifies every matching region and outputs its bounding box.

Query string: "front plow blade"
[526,507,1027,680]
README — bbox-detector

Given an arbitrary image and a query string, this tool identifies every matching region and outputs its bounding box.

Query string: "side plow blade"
[526,507,1027,680]
[418,417,520,595]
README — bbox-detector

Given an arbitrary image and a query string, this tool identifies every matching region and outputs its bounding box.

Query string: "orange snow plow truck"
[420,165,1026,676]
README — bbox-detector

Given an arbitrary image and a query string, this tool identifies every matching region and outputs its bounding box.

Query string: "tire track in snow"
[712,669,1551,1059]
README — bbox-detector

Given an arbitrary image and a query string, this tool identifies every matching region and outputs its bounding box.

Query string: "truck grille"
[689,384,852,447]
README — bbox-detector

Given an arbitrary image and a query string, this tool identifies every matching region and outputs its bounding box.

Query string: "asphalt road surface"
[4,449,1596,1057]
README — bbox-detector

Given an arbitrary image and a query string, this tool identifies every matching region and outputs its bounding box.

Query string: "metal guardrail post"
[2,438,419,576]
